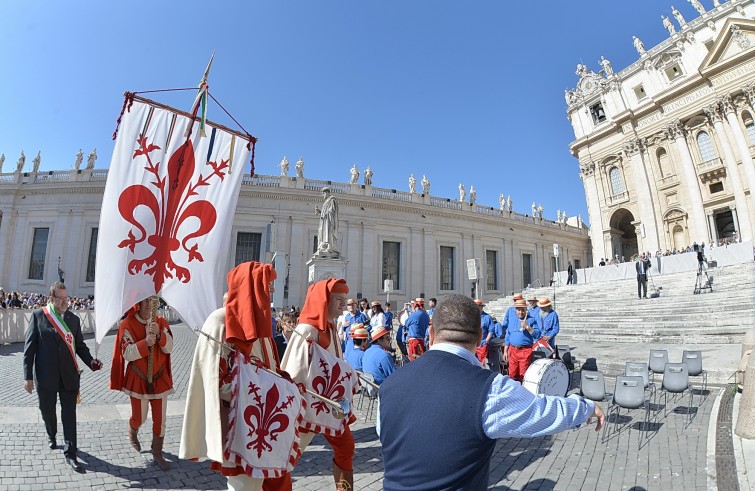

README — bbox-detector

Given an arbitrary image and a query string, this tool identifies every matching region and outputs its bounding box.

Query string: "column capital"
[743,82,755,106]
[664,119,685,140]
[706,210,715,217]
[622,137,645,156]
[579,160,596,178]
[717,95,736,115]
[728,203,737,211]
[704,104,724,124]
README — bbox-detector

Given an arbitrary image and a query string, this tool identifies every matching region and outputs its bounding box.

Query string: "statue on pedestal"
[74,149,83,170]
[662,15,676,35]
[421,175,430,195]
[561,211,568,225]
[599,56,613,76]
[499,193,505,211]
[16,151,26,173]
[531,202,537,216]
[86,149,97,170]
[32,151,41,173]
[349,165,360,184]
[364,166,373,186]
[537,204,544,218]
[633,36,646,55]
[556,210,561,222]
[279,156,289,176]
[506,195,512,212]
[295,157,304,178]
[578,215,583,229]
[315,187,339,255]
[672,6,686,26]
[409,174,417,194]
[458,183,465,202]
[689,0,705,16]
[469,186,476,205]
[0,153,4,173]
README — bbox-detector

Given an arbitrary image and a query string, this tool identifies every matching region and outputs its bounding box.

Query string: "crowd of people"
[1,289,94,310]
[22,267,603,489]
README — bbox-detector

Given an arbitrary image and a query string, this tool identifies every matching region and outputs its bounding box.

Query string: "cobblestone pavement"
[0,323,717,490]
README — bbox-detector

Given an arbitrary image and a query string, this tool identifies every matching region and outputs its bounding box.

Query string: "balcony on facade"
[608,191,629,206]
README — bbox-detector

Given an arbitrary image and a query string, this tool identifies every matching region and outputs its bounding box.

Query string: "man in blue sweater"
[377,294,604,490]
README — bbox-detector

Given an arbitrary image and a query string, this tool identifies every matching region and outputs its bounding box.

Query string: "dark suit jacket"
[23,308,94,392]
[635,259,651,278]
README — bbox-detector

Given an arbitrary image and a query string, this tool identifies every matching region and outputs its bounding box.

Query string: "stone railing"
[608,191,629,205]
[0,307,180,345]
[659,174,678,187]
[0,168,585,233]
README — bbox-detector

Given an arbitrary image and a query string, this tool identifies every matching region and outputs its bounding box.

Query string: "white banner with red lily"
[301,343,358,436]
[94,100,249,343]
[225,352,304,478]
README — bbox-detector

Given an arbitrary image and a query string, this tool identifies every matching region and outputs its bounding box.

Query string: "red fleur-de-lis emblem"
[65,333,73,345]
[310,358,352,415]
[244,381,294,458]
[117,135,229,291]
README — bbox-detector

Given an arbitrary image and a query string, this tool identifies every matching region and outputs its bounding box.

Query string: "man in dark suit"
[23,282,102,472]
[635,253,652,299]
[566,261,574,285]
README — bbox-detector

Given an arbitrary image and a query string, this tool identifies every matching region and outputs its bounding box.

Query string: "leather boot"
[332,462,353,490]
[128,426,141,452]
[151,435,170,470]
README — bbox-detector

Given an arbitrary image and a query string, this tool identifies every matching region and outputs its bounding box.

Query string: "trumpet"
[193,328,352,418]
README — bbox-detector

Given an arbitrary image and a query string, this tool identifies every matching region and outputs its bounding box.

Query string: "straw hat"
[474,299,485,306]
[512,293,524,301]
[372,325,390,341]
[514,299,527,308]
[352,327,369,339]
[349,322,364,334]
[538,297,552,308]
[371,301,381,308]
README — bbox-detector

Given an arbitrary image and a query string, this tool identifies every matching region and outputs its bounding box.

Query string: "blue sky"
[0,1,712,224]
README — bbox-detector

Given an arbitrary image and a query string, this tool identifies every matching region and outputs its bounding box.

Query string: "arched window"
[696,131,716,162]
[656,148,669,178]
[609,166,625,195]
[743,111,755,145]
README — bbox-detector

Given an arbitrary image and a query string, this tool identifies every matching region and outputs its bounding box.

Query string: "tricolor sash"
[43,304,79,372]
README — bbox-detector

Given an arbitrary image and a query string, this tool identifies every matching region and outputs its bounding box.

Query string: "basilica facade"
[568,0,755,262]
[0,168,589,307]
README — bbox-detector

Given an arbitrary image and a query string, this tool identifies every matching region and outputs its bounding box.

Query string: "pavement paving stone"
[0,322,727,490]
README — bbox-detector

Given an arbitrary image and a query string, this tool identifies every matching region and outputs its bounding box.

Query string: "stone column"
[705,103,752,241]
[729,204,740,236]
[580,161,606,265]
[664,121,708,244]
[706,210,718,246]
[622,138,659,252]
[721,96,755,231]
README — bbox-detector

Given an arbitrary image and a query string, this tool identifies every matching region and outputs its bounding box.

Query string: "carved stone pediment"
[699,18,755,73]
[663,206,687,221]
[567,64,610,107]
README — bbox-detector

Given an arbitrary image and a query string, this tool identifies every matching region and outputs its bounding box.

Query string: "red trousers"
[507,345,533,383]
[407,338,425,360]
[263,425,355,489]
[129,397,167,437]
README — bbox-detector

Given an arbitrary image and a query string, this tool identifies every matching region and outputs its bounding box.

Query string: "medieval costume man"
[179,262,292,491]
[280,278,355,490]
[110,297,174,470]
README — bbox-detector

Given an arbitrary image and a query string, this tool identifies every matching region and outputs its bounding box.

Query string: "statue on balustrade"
[0,154,5,173]
[32,151,41,173]
[689,0,705,16]
[349,165,360,184]
[537,204,544,218]
[16,151,26,173]
[662,15,676,35]
[506,195,512,212]
[672,6,686,26]
[421,175,430,195]
[279,156,289,176]
[86,149,97,170]
[469,186,476,205]
[409,174,417,194]
[295,157,304,178]
[632,36,646,55]
[74,149,83,170]
[315,187,339,255]
[364,166,373,186]
[499,193,505,211]
[458,183,465,202]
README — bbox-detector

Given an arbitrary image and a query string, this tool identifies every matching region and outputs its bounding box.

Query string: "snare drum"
[522,358,569,397]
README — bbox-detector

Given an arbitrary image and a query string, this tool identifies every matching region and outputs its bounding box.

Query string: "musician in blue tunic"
[344,326,369,371]
[536,297,560,358]
[361,326,396,385]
